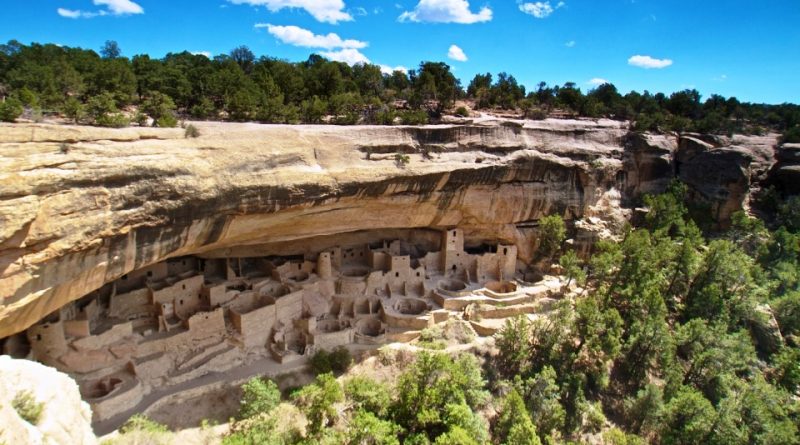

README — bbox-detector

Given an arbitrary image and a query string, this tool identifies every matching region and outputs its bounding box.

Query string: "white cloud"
[257,24,367,49]
[519,1,565,19]
[57,8,84,18]
[588,78,609,86]
[399,0,492,24]
[447,44,468,62]
[628,54,673,69]
[227,0,352,24]
[320,48,370,65]
[57,0,143,18]
[379,65,409,75]
[713,74,728,82]
[94,0,143,15]
[192,51,212,58]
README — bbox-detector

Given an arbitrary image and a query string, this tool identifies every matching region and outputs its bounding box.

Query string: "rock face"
[0,355,97,444]
[0,120,780,338]
[771,143,800,195]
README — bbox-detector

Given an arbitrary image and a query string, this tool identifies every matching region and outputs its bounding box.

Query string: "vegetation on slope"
[207,184,800,444]
[1,40,799,141]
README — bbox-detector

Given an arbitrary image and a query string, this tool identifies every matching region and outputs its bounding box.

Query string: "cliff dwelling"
[1,228,563,425]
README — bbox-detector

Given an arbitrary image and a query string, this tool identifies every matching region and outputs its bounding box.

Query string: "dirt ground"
[148,385,242,430]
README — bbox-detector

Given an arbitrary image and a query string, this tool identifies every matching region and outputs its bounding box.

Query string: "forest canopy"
[1,40,799,142]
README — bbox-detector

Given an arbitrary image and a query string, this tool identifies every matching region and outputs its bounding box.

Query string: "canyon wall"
[0,120,780,338]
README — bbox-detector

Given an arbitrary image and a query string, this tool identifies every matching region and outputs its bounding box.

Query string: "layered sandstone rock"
[0,355,97,444]
[0,120,780,338]
[771,143,800,195]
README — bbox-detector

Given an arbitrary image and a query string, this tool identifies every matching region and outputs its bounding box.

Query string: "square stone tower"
[441,228,465,274]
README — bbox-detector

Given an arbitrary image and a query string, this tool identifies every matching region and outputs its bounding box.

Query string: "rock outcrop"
[0,120,780,338]
[770,143,800,195]
[0,355,97,444]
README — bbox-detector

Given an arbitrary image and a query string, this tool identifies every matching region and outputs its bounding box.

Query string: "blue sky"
[2,0,799,104]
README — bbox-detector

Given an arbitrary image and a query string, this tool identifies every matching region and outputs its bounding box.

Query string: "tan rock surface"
[0,121,778,337]
[0,355,97,444]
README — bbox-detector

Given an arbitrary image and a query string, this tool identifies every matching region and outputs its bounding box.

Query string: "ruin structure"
[7,228,561,423]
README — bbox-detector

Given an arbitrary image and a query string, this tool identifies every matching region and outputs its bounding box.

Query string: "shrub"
[395,153,411,167]
[155,114,178,128]
[59,143,71,154]
[142,91,177,126]
[119,414,169,434]
[95,113,130,128]
[780,126,800,144]
[12,390,43,425]
[333,112,360,125]
[134,112,148,127]
[190,98,215,119]
[292,373,343,436]
[399,110,428,125]
[344,376,392,417]
[184,124,200,138]
[223,415,295,445]
[115,414,171,445]
[454,106,469,117]
[62,97,85,123]
[347,410,402,445]
[238,377,281,420]
[0,98,24,122]
[495,389,541,445]
[29,107,44,123]
[309,346,352,375]
[538,214,566,258]
[375,109,397,125]
[526,108,548,120]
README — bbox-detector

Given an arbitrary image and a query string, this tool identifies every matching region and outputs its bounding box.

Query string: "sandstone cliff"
[0,120,779,338]
[0,355,97,444]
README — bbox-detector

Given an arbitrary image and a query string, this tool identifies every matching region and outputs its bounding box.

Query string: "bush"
[62,97,85,123]
[12,390,43,424]
[184,124,200,138]
[538,214,566,257]
[526,108,548,120]
[155,114,178,128]
[399,110,428,125]
[395,153,411,167]
[0,98,24,122]
[292,373,343,436]
[454,106,469,117]
[238,377,281,420]
[344,376,392,417]
[119,414,169,434]
[134,112,148,127]
[347,410,402,445]
[87,93,129,128]
[95,113,130,128]
[114,414,171,445]
[780,126,800,144]
[224,415,299,445]
[309,346,352,375]
[190,98,215,119]
[375,109,397,125]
